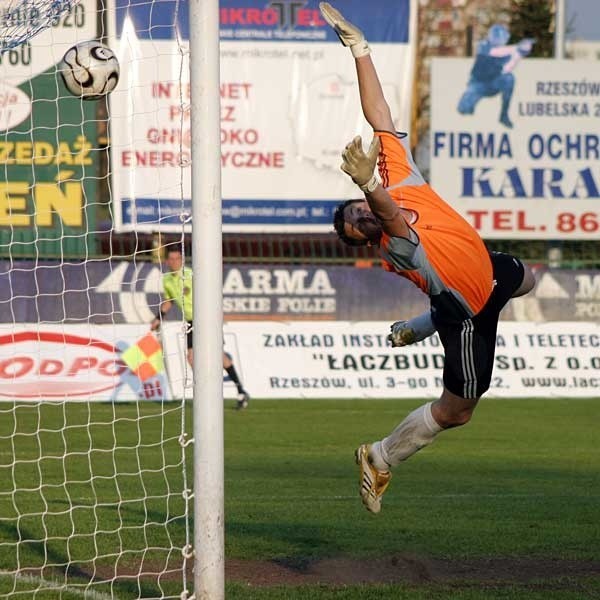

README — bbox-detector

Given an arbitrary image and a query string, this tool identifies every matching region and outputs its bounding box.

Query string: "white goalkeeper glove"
[341,135,381,193]
[388,321,416,347]
[319,2,371,58]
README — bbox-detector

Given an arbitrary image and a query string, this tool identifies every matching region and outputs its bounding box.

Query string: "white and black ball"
[59,41,120,100]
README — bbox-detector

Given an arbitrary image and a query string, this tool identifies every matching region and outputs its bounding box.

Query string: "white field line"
[0,571,117,600]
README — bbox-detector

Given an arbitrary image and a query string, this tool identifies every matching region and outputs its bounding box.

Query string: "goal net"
[0,0,193,598]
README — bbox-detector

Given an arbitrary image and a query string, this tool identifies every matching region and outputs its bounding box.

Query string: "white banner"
[2,322,598,400]
[0,322,243,401]
[0,324,168,401]
[108,0,417,232]
[168,320,600,399]
[431,57,600,239]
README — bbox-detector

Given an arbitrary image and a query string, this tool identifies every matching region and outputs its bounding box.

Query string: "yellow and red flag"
[121,333,164,382]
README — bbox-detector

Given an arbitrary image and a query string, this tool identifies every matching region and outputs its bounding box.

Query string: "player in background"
[150,246,250,410]
[320,3,535,513]
[457,24,534,128]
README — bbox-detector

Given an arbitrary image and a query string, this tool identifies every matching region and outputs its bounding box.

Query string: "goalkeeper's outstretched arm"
[319,2,395,133]
[355,53,395,133]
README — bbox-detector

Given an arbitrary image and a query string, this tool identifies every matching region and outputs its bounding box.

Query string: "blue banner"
[121,199,338,226]
[0,261,595,324]
[114,0,409,43]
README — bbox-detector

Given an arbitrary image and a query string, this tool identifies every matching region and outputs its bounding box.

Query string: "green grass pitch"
[0,398,599,599]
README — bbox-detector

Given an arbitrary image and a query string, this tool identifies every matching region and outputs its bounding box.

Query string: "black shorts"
[186,322,228,354]
[433,252,525,399]
[186,321,193,349]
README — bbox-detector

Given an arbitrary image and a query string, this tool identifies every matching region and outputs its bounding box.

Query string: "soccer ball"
[59,41,120,100]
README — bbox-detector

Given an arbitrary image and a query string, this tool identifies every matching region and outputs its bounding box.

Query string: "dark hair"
[166,245,183,256]
[333,199,369,247]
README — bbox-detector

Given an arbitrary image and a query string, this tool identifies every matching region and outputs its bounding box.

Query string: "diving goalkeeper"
[320,2,535,513]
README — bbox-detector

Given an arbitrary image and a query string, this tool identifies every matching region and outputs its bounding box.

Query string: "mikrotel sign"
[0,331,126,399]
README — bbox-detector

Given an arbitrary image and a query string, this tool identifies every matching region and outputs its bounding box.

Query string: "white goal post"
[189,0,225,599]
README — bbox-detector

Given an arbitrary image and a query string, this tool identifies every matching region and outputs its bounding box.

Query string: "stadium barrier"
[2,260,600,323]
[217,320,600,399]
[1,320,599,401]
[2,260,600,399]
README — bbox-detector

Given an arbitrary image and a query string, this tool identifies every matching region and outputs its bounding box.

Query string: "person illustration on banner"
[457,24,534,128]
[150,245,251,410]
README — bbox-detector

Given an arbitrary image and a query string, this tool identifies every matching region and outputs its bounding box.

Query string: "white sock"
[372,402,442,469]
[369,441,391,471]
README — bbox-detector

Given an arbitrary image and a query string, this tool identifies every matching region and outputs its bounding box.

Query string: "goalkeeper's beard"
[356,214,383,246]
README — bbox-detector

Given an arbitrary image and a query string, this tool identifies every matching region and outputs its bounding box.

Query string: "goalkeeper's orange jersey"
[375,131,493,318]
